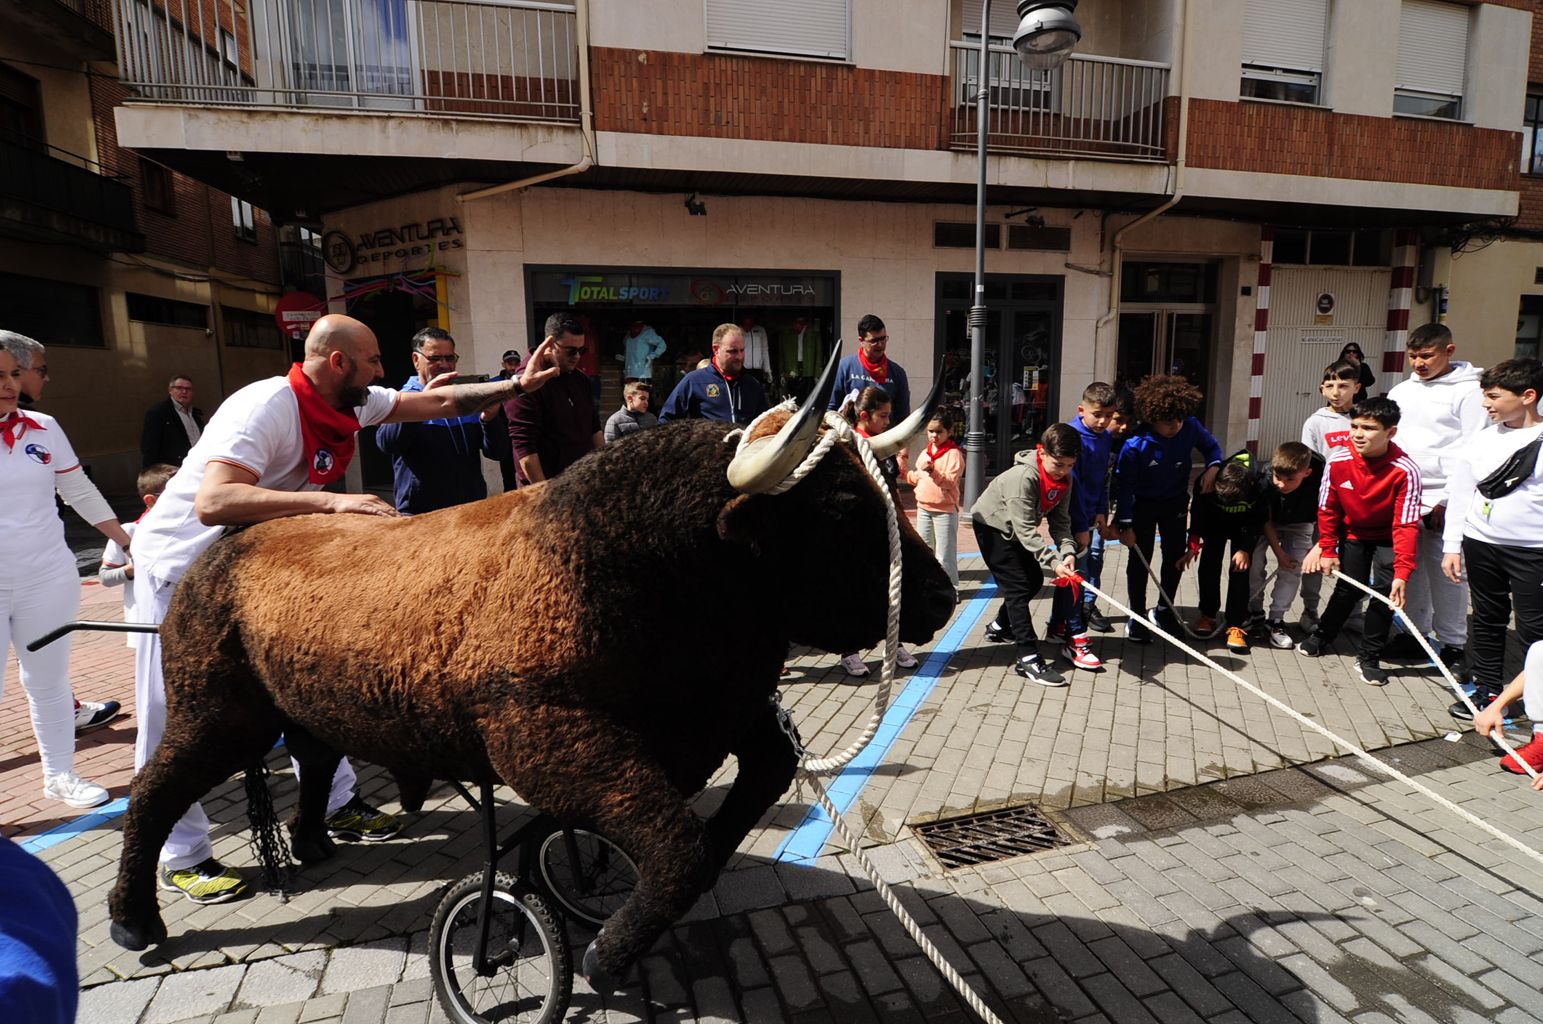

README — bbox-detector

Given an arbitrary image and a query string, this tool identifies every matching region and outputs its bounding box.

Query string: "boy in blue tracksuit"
[1114,374,1223,642]
[1046,382,1118,670]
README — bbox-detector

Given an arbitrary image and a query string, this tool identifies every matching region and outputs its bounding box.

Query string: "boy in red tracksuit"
[1299,397,1423,685]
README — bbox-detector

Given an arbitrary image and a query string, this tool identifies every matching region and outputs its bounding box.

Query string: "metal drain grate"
[913,804,1073,868]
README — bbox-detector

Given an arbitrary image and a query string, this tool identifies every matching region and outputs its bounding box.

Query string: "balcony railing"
[0,136,142,250]
[949,44,1170,161]
[114,0,579,123]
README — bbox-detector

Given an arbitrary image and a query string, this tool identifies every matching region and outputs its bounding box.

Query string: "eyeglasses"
[170,385,192,391]
[864,335,888,344]
[559,345,586,357]
[421,353,460,365]
[29,364,48,375]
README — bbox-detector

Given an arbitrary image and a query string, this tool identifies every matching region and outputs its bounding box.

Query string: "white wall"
[1465,3,1531,132]
[1325,0,1397,117]
[1445,238,1543,371]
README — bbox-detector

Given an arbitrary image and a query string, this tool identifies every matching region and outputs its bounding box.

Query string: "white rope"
[1328,570,1540,784]
[1079,577,1543,867]
[1123,533,1274,642]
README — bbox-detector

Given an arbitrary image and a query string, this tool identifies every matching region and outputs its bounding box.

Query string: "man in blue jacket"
[827,313,910,421]
[375,327,497,513]
[659,324,768,425]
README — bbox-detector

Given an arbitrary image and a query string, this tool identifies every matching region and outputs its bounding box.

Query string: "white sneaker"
[895,644,919,669]
[74,699,121,734]
[839,654,870,678]
[44,771,109,809]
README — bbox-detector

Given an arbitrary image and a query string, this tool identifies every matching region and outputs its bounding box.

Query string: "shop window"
[705,0,849,60]
[0,62,44,150]
[231,196,256,242]
[1351,229,1392,267]
[1240,0,1326,105]
[1121,262,1218,305]
[1394,0,1467,120]
[127,292,209,329]
[1526,95,1543,175]
[1272,229,1309,265]
[1310,230,1353,266]
[1270,228,1387,267]
[141,158,175,214]
[1518,296,1543,360]
[935,222,1000,249]
[1007,225,1071,252]
[0,273,103,347]
[223,305,284,349]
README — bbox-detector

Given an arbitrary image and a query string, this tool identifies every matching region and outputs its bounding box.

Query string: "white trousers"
[1,567,82,779]
[134,572,356,870]
[916,509,960,588]
[1403,524,1469,647]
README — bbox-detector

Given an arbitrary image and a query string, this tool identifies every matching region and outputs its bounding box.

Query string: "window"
[934,222,1000,249]
[0,62,44,150]
[1007,225,1071,252]
[140,158,174,214]
[1394,0,1467,120]
[1526,95,1543,174]
[231,196,256,242]
[1270,228,1391,266]
[705,0,849,60]
[0,273,104,347]
[127,293,209,329]
[1518,296,1543,360]
[1121,263,1218,304]
[222,306,284,349]
[1240,0,1327,105]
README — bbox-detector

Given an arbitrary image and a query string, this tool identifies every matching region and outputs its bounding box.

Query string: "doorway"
[934,273,1062,477]
[346,281,438,491]
[1115,261,1219,424]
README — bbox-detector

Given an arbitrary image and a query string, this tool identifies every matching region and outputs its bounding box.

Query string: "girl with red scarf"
[971,423,1082,687]
[903,412,964,590]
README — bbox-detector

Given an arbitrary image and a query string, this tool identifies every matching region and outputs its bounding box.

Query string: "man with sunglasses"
[826,314,910,423]
[504,312,603,486]
[659,323,769,425]
[375,327,497,512]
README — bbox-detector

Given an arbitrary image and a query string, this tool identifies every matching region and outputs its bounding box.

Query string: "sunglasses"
[559,345,587,357]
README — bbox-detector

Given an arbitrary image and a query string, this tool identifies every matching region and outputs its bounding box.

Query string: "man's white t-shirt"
[132,376,400,584]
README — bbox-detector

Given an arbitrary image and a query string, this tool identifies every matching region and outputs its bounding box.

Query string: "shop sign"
[273,290,325,340]
[323,217,464,274]
[533,270,834,307]
[1314,292,1336,326]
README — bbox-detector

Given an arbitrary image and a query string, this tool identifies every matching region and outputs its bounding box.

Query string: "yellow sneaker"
[159,859,247,904]
[325,796,403,841]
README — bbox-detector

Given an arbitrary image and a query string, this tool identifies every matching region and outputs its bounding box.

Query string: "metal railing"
[949,44,1170,161]
[114,0,579,122]
[0,137,138,235]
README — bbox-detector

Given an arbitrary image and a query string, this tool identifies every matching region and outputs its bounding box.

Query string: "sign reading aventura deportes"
[530,270,836,307]
[323,218,464,273]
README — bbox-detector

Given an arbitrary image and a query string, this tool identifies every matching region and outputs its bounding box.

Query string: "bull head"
[726,344,843,494]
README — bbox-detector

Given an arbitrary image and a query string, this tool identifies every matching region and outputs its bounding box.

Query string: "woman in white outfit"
[0,333,132,808]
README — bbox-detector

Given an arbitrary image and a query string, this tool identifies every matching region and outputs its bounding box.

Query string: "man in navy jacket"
[827,313,910,422]
[660,323,768,425]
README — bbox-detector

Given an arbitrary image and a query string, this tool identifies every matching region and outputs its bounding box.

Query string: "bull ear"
[716,493,776,545]
[726,342,842,494]
[866,355,946,460]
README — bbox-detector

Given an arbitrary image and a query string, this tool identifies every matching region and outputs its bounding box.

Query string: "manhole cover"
[913,804,1073,868]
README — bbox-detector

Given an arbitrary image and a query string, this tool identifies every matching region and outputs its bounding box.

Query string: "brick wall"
[591,47,947,150]
[1186,99,1520,193]
[90,75,279,283]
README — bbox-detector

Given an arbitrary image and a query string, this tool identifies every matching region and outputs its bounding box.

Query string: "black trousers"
[1125,494,1189,618]
[1464,538,1543,688]
[1196,526,1253,627]
[1318,539,1395,662]
[974,520,1047,651]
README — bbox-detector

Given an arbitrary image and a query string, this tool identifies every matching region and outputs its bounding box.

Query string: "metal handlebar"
[25,620,160,652]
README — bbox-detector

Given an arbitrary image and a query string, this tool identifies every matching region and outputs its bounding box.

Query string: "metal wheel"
[430,870,570,1024]
[535,824,639,927]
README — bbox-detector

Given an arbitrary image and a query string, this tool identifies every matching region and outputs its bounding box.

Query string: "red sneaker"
[1500,734,1543,776]
[1061,633,1102,671]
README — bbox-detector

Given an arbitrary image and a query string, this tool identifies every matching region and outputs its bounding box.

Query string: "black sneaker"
[1151,605,1180,633]
[1125,619,1154,645]
[1381,632,1427,660]
[1450,685,1511,723]
[74,699,122,734]
[325,796,403,841]
[1015,654,1068,687]
[1084,605,1113,633]
[1355,660,1389,686]
[1438,645,1469,680]
[1298,635,1327,658]
[983,621,1013,644]
[159,858,247,905]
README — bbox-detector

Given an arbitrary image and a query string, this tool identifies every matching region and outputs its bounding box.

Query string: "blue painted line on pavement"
[775,576,999,865]
[20,796,129,855]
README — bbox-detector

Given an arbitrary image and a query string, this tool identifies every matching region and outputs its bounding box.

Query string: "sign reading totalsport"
[562,276,670,303]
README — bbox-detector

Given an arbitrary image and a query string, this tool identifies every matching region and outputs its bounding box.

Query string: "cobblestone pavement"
[6,528,1542,1024]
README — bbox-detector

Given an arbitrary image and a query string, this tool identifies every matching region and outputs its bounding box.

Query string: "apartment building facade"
[102,0,1529,482]
[1,0,294,493]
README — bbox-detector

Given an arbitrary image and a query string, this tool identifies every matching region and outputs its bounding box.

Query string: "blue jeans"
[1048,531,1103,635]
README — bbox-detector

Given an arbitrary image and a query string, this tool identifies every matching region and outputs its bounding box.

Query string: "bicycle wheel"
[535,825,639,927]
[430,870,571,1024]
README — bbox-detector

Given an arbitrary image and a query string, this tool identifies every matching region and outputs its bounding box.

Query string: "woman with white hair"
[0,331,132,808]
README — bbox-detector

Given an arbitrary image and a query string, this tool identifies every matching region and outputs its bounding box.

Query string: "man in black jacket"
[140,375,204,467]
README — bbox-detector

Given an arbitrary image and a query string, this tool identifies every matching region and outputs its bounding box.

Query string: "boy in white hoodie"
[1386,324,1486,672]
[1440,358,1543,721]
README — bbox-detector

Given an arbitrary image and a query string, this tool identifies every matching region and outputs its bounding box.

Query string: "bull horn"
[727,342,843,494]
[865,359,946,461]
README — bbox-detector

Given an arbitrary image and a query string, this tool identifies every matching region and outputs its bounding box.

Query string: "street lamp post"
[960,0,1083,511]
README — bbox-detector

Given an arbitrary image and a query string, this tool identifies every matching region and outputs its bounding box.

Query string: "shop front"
[527,266,840,413]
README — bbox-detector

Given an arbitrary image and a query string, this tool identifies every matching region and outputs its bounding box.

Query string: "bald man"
[127,315,560,905]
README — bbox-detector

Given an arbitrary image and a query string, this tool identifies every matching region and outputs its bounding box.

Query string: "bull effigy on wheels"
[87,344,954,1023]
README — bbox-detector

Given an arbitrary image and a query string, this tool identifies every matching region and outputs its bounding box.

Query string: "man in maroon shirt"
[505,312,603,485]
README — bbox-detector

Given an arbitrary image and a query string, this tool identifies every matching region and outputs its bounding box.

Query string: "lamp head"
[1013,1,1082,70]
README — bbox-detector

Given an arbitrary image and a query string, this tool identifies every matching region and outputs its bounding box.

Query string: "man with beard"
[127,314,561,904]
[659,323,768,425]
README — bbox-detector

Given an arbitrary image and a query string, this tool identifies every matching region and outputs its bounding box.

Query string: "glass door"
[285,0,418,108]
[1115,309,1213,425]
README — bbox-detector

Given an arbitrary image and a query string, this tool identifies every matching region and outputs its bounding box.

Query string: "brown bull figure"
[107,347,956,989]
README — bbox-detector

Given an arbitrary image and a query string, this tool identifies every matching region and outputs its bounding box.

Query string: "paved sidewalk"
[5,531,1542,1024]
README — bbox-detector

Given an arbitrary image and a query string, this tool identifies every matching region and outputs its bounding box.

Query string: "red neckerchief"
[854,426,873,439]
[1037,446,1068,510]
[0,410,43,452]
[287,363,360,485]
[858,346,888,385]
[926,439,959,461]
[711,356,738,382]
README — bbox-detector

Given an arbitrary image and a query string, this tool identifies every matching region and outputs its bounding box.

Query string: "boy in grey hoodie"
[1386,323,1486,671]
